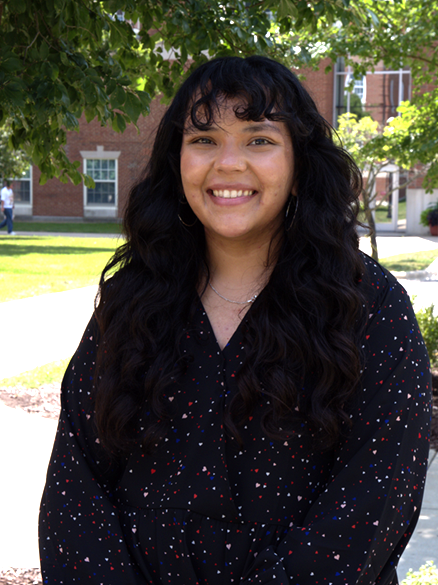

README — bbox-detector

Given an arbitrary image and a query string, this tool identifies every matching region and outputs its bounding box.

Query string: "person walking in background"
[0,180,15,235]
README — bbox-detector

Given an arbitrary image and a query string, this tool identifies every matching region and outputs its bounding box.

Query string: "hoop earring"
[178,214,198,228]
[285,195,298,232]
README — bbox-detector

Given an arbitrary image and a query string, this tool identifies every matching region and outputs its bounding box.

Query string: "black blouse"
[39,255,432,584]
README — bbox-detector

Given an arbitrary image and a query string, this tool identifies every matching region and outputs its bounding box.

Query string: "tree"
[1,0,438,194]
[0,121,29,181]
[336,113,430,260]
[291,0,438,188]
[0,0,371,186]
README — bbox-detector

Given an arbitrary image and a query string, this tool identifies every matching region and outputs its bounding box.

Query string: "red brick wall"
[32,98,167,218]
[300,58,335,124]
[29,62,348,219]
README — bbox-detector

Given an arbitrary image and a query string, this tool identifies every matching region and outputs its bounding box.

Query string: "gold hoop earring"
[178,214,198,228]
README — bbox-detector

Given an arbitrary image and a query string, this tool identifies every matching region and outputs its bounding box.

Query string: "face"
[180,99,295,246]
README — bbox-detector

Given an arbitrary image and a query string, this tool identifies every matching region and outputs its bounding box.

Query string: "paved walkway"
[0,234,437,575]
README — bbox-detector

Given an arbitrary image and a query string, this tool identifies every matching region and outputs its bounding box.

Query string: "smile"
[211,189,255,199]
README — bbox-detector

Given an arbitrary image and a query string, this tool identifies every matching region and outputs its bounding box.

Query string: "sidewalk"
[0,234,437,576]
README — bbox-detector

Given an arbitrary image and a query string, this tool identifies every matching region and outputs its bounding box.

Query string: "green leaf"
[39,42,50,61]
[106,79,117,95]
[113,112,126,133]
[136,90,151,111]
[9,0,27,13]
[60,52,70,67]
[83,174,95,188]
[124,92,142,123]
[83,78,98,105]
[111,86,126,109]
[0,57,23,73]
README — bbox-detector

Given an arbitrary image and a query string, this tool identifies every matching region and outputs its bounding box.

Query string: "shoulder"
[359,251,411,317]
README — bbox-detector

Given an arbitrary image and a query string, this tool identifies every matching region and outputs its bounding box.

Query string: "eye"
[250,137,272,146]
[192,137,214,145]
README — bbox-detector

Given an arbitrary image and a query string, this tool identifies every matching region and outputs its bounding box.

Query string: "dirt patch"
[0,568,41,585]
[0,383,61,419]
[0,372,437,584]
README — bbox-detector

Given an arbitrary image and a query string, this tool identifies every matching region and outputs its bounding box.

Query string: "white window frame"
[13,165,33,215]
[81,146,121,217]
[333,59,411,126]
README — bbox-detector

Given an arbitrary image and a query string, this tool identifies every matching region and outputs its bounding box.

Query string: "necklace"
[208,281,259,305]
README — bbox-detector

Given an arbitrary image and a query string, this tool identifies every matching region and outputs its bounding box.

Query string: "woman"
[39,56,432,584]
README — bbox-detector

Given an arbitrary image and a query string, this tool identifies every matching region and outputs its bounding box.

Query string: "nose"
[213,140,247,172]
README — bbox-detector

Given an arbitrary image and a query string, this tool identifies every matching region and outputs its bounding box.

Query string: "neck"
[203,231,281,295]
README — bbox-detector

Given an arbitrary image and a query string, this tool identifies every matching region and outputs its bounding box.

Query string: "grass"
[358,199,407,225]
[14,221,122,234]
[0,235,120,303]
[0,358,70,386]
[380,249,438,272]
[374,199,407,224]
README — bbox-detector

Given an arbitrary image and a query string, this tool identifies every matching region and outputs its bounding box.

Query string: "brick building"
[13,58,437,234]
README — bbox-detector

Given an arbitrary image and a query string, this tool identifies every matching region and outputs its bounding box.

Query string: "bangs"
[188,87,290,131]
[181,57,295,131]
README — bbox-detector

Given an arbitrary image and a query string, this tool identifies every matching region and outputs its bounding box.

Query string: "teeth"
[212,189,254,198]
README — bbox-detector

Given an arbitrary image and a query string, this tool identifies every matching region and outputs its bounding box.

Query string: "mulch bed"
[1,371,437,585]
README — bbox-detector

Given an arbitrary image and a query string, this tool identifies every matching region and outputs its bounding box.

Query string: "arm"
[39,318,147,584]
[241,274,432,585]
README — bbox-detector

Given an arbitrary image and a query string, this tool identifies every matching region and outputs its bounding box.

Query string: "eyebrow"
[183,122,284,135]
[242,123,284,135]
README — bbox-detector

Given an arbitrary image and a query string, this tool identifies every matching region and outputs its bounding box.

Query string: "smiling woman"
[180,105,294,249]
[39,56,432,585]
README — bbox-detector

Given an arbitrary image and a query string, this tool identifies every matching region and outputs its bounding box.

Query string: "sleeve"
[39,317,147,584]
[240,271,432,585]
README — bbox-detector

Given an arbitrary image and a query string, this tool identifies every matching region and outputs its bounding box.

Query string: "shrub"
[401,561,438,585]
[415,304,438,367]
[420,202,438,227]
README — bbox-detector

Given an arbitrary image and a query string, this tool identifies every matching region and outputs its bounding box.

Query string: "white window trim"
[14,165,33,213]
[82,146,120,210]
[333,61,411,125]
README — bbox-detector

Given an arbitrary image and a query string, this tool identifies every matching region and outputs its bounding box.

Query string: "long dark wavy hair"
[94,56,367,456]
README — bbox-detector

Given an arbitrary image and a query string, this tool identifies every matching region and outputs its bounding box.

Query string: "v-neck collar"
[195,293,260,358]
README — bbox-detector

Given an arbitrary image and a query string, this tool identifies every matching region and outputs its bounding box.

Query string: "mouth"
[209,189,256,199]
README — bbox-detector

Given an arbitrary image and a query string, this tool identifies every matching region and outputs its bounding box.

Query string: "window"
[85,159,117,205]
[14,166,32,203]
[352,77,365,102]
[334,58,366,123]
[333,58,411,126]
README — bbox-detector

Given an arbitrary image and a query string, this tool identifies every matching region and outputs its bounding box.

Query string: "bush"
[401,561,438,585]
[420,202,438,227]
[415,304,438,367]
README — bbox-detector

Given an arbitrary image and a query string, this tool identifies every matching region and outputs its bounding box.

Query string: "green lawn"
[375,199,407,224]
[380,249,438,272]
[0,235,120,303]
[358,200,407,225]
[14,221,122,234]
[0,358,70,387]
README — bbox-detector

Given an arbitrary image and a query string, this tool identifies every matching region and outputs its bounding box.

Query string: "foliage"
[0,0,374,185]
[289,0,438,191]
[336,112,428,260]
[401,561,438,585]
[0,120,29,180]
[2,0,438,191]
[420,202,438,227]
[0,235,119,302]
[415,305,438,367]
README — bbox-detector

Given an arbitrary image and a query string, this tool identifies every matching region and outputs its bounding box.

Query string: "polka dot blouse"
[39,255,432,584]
